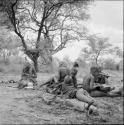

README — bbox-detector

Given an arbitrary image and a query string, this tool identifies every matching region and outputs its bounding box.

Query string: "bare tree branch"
[6,0,27,50]
[20,25,38,32]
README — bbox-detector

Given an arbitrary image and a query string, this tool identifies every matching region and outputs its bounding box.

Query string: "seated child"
[82,66,119,97]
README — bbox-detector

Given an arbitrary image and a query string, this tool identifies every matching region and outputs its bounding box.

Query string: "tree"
[0,28,20,62]
[103,58,116,70]
[112,46,123,58]
[79,35,113,66]
[0,0,92,71]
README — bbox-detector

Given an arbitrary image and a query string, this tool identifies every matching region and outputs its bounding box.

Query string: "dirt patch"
[0,85,123,124]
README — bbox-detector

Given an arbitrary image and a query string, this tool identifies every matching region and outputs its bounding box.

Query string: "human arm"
[54,75,59,83]
[89,76,95,90]
[89,76,100,91]
[54,69,61,83]
[73,76,78,88]
[105,77,109,84]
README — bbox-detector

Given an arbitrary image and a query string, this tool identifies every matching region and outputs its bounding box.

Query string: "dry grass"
[0,69,123,124]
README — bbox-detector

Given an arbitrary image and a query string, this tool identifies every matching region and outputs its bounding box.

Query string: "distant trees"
[0,0,92,71]
[102,46,123,70]
[103,59,116,70]
[79,35,113,66]
[112,46,123,58]
[0,28,20,62]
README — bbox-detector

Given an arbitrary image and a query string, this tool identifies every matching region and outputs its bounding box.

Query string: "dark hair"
[73,62,79,67]
[90,66,99,74]
[98,66,103,72]
[59,61,67,67]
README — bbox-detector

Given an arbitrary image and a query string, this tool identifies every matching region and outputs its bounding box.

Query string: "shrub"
[103,59,117,70]
[115,64,120,71]
[4,58,10,65]
[0,67,4,72]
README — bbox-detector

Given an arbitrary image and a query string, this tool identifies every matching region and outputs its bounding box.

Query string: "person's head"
[90,66,100,77]
[59,61,67,68]
[73,62,79,71]
[70,62,79,77]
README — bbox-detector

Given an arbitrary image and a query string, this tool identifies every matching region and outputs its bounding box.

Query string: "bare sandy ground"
[0,71,123,124]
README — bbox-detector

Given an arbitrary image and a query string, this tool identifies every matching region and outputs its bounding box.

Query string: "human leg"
[90,90,108,97]
[107,92,120,97]
[76,89,95,104]
[100,85,115,92]
[90,90,120,97]
[65,98,97,113]
[76,88,100,108]
[110,86,123,96]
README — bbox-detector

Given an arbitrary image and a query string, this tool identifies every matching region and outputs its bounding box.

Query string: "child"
[82,66,119,97]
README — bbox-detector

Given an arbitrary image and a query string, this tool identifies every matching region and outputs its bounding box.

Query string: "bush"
[103,59,117,70]
[0,67,4,72]
[4,58,10,65]
[116,64,120,71]
[0,56,23,74]
[38,62,58,73]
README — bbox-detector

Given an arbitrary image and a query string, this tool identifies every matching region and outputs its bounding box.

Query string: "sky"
[53,0,123,61]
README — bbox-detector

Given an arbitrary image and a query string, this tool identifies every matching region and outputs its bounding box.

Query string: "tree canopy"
[0,0,93,70]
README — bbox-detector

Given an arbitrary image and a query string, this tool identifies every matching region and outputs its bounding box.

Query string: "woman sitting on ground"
[82,66,120,97]
[18,57,37,89]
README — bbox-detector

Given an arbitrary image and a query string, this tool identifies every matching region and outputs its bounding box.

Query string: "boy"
[82,66,118,97]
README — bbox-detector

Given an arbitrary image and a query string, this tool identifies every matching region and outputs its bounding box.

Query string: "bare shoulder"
[90,74,94,79]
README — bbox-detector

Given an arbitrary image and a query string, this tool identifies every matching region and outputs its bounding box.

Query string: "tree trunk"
[25,49,39,72]
[32,56,39,72]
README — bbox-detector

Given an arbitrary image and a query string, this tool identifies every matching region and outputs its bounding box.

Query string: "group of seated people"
[44,61,123,107]
[18,58,123,111]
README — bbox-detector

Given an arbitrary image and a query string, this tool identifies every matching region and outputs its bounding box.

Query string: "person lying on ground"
[18,57,37,89]
[82,66,120,97]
